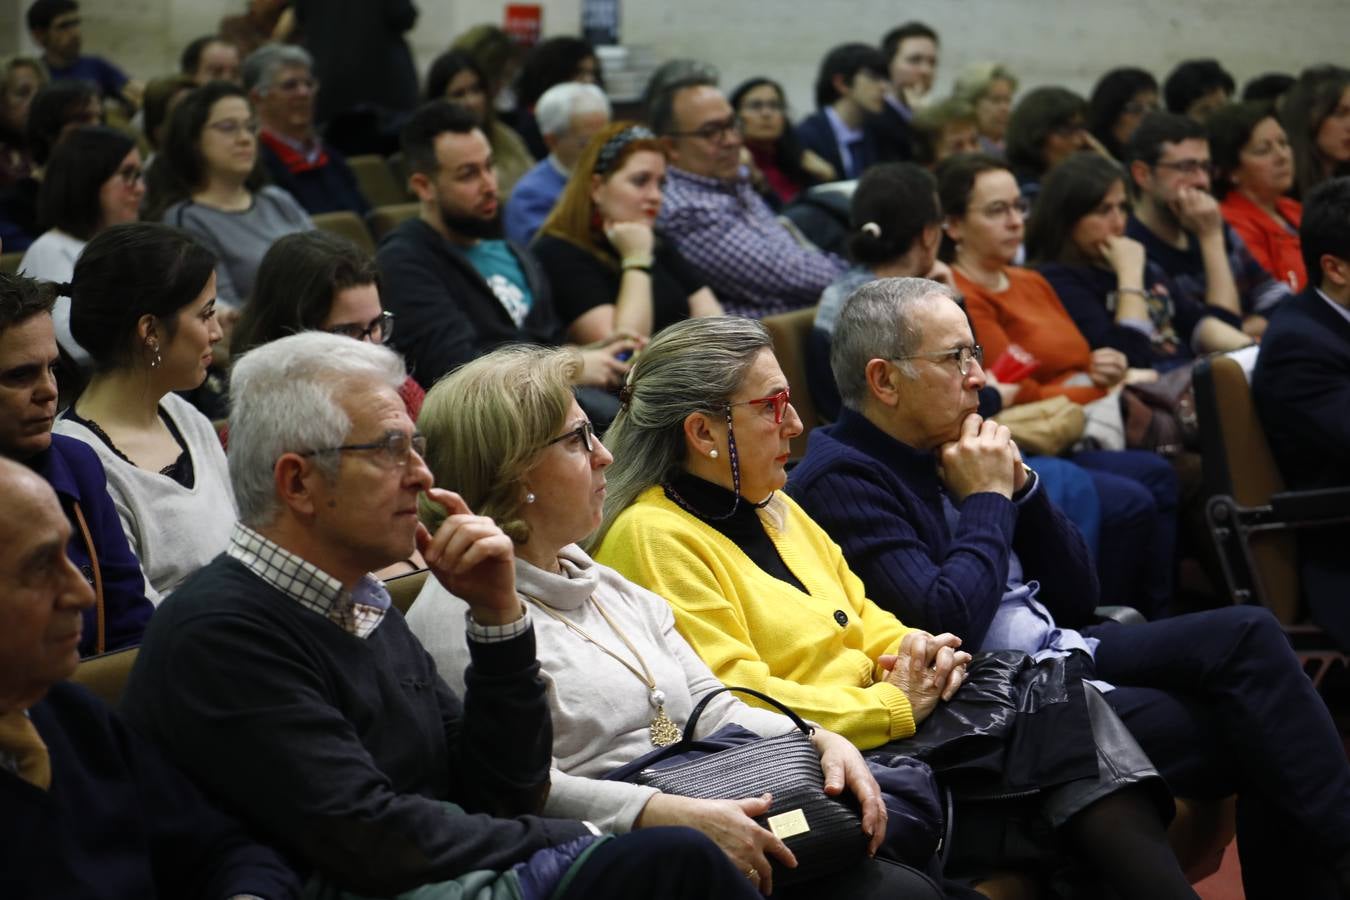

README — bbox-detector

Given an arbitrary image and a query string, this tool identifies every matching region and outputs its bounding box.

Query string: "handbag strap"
[686,685,813,738]
[70,500,105,655]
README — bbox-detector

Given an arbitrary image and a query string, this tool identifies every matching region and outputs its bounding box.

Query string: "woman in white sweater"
[53,222,236,599]
[407,345,900,895]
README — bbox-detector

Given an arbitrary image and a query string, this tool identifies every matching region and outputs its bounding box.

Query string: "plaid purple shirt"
[658,165,847,318]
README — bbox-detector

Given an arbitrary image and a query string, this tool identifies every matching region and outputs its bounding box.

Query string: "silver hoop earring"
[525,492,536,504]
[709,449,718,459]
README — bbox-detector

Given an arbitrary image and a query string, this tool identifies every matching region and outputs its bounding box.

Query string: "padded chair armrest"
[1094,605,1147,626]
[1269,487,1350,523]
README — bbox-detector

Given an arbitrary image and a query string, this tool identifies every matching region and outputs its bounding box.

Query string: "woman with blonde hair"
[534,121,721,344]
[404,344,950,897]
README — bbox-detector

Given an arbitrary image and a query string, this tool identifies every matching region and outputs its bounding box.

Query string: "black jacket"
[377,217,561,389]
[1252,288,1350,651]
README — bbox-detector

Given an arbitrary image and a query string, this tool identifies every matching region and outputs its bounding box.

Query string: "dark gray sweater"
[120,556,588,896]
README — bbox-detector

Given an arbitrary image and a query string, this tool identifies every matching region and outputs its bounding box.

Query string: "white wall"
[11,0,1349,115]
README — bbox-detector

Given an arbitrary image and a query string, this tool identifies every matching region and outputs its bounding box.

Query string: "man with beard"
[378,101,633,420]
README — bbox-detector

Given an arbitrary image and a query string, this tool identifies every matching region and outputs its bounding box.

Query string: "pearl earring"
[709,449,719,459]
[525,492,536,504]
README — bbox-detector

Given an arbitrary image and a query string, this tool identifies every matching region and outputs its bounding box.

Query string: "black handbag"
[633,686,868,888]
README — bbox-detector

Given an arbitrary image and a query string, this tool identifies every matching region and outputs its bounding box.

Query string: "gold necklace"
[521,590,684,747]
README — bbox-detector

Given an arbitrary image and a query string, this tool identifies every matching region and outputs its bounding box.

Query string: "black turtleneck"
[662,470,807,594]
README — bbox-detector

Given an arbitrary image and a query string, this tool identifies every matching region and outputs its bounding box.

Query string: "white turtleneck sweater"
[406,542,794,833]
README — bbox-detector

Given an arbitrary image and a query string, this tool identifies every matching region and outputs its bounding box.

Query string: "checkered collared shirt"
[658,165,847,318]
[227,523,391,639]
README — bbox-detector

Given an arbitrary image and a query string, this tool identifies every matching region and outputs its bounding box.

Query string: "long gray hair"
[592,316,772,547]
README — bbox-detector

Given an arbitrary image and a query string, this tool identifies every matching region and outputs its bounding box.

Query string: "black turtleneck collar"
[663,470,807,594]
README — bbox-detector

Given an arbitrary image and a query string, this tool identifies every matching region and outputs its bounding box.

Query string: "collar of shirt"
[666,163,751,194]
[546,153,570,178]
[226,522,390,638]
[823,106,864,177]
[260,127,326,169]
[885,94,913,123]
[1316,287,1350,329]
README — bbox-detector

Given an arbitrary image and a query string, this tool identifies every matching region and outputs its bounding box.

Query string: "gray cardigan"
[407,543,793,833]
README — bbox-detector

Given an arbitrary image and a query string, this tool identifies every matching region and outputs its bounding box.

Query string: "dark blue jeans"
[1087,606,1350,899]
[1071,448,1179,618]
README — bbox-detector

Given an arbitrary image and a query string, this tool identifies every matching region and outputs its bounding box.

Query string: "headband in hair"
[594,126,657,177]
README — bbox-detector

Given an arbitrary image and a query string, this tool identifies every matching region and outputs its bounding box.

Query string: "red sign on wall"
[504,5,542,48]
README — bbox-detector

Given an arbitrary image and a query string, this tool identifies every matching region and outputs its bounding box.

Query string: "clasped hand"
[879,631,972,725]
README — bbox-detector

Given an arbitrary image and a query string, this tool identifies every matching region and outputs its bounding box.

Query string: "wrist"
[468,602,526,628]
[621,256,653,272]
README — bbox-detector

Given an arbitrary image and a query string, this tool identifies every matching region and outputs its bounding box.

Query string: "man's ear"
[864,358,903,407]
[274,453,321,520]
[661,135,679,166]
[1322,254,1350,290]
[408,170,434,204]
[1128,160,1152,197]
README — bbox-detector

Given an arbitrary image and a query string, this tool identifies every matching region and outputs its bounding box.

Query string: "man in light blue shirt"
[504,83,610,245]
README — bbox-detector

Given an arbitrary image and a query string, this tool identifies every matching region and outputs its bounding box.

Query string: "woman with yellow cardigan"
[592,316,1197,899]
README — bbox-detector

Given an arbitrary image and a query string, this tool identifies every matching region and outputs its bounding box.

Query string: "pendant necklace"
[521,590,684,747]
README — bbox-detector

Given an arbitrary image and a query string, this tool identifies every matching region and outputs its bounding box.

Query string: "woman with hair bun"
[53,222,235,597]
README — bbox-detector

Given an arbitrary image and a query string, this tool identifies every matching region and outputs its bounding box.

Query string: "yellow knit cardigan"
[594,485,918,750]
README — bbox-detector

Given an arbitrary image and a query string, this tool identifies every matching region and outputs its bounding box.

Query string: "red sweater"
[955,266,1106,405]
[1220,191,1305,292]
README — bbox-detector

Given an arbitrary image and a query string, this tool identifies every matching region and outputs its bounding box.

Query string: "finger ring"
[744,866,760,880]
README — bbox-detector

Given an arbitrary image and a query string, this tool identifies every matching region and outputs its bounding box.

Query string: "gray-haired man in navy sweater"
[789,276,1350,900]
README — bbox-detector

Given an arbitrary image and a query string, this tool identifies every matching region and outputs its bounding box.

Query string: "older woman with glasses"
[18,125,144,367]
[144,80,313,311]
[590,316,1210,899]
[404,345,955,897]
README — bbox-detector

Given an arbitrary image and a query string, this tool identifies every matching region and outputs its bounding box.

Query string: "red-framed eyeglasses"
[728,388,792,425]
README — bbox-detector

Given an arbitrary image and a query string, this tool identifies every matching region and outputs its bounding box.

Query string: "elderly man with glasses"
[1125,111,1290,339]
[243,44,369,216]
[649,70,847,318]
[120,331,762,900]
[788,276,1350,900]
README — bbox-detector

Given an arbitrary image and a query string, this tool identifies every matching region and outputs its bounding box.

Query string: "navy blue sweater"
[0,681,299,899]
[120,556,589,896]
[786,408,1098,647]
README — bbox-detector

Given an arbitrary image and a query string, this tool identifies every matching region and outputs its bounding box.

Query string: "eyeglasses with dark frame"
[892,344,984,376]
[544,420,596,453]
[1153,158,1214,177]
[299,430,427,467]
[727,388,792,425]
[326,310,394,344]
[665,115,741,144]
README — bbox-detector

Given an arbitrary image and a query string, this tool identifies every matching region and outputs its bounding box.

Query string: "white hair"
[241,44,314,93]
[535,82,611,138]
[228,332,406,527]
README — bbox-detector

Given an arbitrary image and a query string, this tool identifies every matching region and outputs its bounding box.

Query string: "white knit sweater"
[406,543,794,833]
[53,393,237,599]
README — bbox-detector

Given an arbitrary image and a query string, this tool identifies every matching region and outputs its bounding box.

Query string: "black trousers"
[557,826,948,900]
[1087,606,1350,900]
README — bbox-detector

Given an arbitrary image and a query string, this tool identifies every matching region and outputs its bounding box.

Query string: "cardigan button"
[833,609,848,627]
[80,564,95,585]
